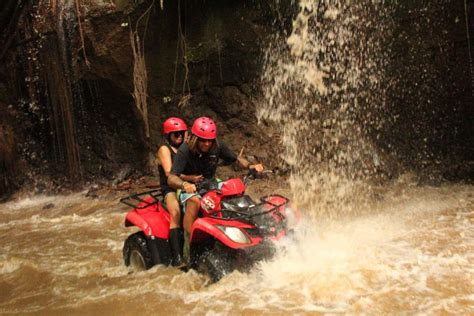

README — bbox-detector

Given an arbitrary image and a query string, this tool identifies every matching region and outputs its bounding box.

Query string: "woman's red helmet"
[162,117,187,135]
[191,117,217,139]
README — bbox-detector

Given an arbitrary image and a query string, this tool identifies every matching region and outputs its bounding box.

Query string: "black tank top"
[158,143,177,196]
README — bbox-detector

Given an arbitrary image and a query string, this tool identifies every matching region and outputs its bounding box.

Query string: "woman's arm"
[159,146,202,182]
[157,146,173,175]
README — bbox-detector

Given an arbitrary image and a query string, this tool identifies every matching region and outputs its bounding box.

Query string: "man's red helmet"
[162,117,187,134]
[191,117,217,139]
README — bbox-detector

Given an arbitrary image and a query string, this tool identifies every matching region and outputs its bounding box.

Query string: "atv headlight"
[216,225,251,244]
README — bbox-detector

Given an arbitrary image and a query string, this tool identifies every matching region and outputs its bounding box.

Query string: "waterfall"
[24,1,83,181]
[259,1,394,217]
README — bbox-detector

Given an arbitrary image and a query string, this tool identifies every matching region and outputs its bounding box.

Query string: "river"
[1,181,472,314]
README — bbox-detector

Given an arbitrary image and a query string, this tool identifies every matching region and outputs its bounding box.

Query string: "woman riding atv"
[167,116,264,235]
[156,117,200,266]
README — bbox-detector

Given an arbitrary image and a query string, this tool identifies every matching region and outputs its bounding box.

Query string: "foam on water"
[0,256,23,274]
[3,190,94,209]
[2,195,59,211]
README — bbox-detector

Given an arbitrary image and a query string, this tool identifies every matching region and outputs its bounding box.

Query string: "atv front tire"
[123,232,154,271]
[198,250,233,282]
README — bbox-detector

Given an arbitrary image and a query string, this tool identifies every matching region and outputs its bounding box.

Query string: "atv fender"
[190,217,261,250]
[125,206,171,239]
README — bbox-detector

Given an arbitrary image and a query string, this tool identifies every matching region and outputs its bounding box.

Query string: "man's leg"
[183,196,200,234]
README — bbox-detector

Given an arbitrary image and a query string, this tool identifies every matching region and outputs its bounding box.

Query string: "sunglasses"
[171,131,185,137]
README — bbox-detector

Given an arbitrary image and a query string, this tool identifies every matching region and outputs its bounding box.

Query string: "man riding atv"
[167,116,264,235]
[122,117,298,281]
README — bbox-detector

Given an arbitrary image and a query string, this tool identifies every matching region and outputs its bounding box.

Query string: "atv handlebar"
[243,167,279,184]
[195,178,220,196]
[191,167,279,195]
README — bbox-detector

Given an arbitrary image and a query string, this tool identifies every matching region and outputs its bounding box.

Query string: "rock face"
[383,2,474,180]
[0,0,472,197]
[0,0,285,194]
[0,102,18,200]
[75,0,282,174]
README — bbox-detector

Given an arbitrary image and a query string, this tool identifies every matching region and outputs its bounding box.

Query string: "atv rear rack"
[119,189,163,209]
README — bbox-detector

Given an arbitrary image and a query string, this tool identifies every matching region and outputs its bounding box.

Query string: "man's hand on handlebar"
[249,163,264,173]
[182,181,197,193]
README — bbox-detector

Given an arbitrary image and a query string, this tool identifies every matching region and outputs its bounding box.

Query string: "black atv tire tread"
[198,245,233,282]
[123,231,154,270]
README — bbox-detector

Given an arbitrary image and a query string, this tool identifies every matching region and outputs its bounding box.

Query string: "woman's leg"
[166,192,185,266]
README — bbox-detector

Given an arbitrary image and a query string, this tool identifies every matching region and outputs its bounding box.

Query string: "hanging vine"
[173,0,191,108]
[130,0,155,138]
[74,0,90,67]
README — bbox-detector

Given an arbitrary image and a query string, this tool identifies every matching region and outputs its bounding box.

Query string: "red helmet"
[191,117,217,139]
[162,117,187,134]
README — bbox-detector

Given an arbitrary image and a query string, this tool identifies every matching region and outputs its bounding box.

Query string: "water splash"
[259,1,394,217]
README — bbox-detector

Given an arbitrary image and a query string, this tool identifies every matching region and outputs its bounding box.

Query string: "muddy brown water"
[0,183,473,315]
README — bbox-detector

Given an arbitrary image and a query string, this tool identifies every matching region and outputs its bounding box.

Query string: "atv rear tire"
[123,232,154,271]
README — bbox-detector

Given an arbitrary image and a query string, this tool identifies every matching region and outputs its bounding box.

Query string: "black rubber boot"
[169,228,185,267]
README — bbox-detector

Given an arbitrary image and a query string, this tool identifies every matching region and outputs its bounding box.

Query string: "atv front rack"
[210,194,289,220]
[209,194,290,237]
[120,189,163,209]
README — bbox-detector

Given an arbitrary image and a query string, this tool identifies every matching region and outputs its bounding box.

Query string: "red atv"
[121,170,300,281]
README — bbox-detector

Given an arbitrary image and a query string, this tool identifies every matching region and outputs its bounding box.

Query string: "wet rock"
[112,166,133,186]
[0,102,19,199]
[85,186,100,199]
[42,203,54,210]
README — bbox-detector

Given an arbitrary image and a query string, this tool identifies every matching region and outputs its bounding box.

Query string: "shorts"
[161,186,175,199]
[178,179,223,212]
[163,191,177,199]
[177,189,200,213]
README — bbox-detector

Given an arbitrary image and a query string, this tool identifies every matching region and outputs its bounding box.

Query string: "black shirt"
[171,140,237,179]
[158,143,177,196]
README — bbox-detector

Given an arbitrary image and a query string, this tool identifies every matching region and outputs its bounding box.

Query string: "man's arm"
[180,174,204,183]
[168,145,197,192]
[219,140,264,172]
[169,171,197,193]
[236,156,264,172]
[236,156,250,169]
